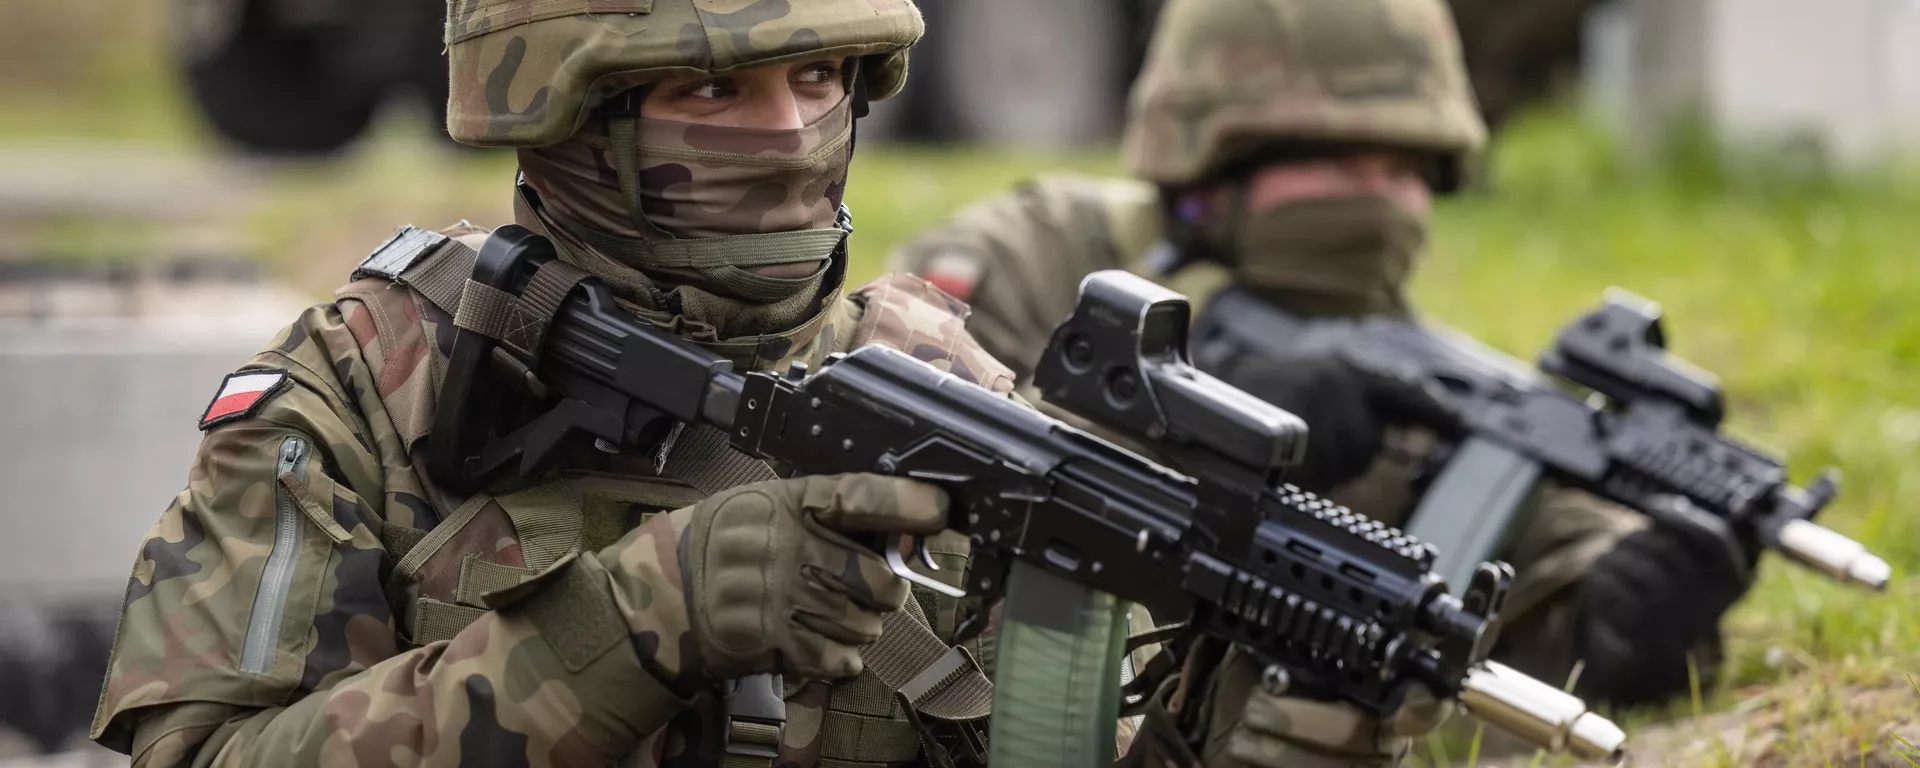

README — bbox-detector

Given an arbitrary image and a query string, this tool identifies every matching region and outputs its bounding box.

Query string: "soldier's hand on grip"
[1219,348,1456,492]
[673,473,949,682]
[1577,500,1756,704]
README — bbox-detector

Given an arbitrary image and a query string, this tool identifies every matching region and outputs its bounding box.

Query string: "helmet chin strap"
[845,58,869,197]
[596,86,668,240]
[848,56,872,120]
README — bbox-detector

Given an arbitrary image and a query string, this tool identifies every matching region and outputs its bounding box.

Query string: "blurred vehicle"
[174,0,447,154]
[170,0,1598,155]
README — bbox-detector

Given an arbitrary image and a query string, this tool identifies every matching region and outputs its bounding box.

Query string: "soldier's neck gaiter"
[514,95,858,364]
[1219,195,1427,316]
[513,182,848,371]
[517,94,854,302]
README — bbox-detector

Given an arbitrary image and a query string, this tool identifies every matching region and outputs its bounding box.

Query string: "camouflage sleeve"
[886,174,1163,383]
[1486,482,1645,690]
[91,303,687,766]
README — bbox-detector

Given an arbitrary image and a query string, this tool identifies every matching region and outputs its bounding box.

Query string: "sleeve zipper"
[241,436,310,674]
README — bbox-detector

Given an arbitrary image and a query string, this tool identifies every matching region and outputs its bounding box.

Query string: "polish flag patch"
[199,370,291,430]
[922,251,983,303]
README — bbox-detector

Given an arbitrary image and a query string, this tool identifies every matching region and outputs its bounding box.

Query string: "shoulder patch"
[199,369,292,430]
[920,249,985,302]
[354,226,448,281]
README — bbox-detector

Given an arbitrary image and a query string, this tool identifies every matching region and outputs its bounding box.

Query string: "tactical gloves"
[624,473,950,686]
[1575,505,1757,705]
[1216,348,1456,492]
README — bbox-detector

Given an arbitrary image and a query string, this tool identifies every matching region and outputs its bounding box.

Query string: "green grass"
[1398,109,1920,765]
[1428,108,1920,678]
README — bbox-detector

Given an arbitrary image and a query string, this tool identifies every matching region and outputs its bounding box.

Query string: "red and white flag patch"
[921,250,983,303]
[199,370,291,430]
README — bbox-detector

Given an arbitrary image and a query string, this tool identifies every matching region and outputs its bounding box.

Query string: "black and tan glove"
[1576,502,1756,705]
[599,473,949,690]
[1215,349,1457,493]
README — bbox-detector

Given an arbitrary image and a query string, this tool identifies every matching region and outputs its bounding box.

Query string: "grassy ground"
[1409,114,1920,767]
[4,4,1917,760]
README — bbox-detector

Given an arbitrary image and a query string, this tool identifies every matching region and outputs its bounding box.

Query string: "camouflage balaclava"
[444,0,922,359]
[1124,0,1486,316]
[518,89,856,304]
[1180,188,1426,316]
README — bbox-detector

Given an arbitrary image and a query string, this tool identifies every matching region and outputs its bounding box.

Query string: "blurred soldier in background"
[892,0,1758,715]
[87,1,1451,766]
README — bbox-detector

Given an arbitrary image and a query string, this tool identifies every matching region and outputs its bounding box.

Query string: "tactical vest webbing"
[343,226,995,768]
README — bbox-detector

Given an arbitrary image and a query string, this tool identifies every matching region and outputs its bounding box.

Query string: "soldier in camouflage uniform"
[89,1,1445,766]
[892,0,1759,739]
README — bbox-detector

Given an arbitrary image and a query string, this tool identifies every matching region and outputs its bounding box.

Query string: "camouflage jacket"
[89,222,1032,767]
[888,174,1650,695]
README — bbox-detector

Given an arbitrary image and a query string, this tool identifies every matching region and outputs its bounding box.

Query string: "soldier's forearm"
[128,566,690,767]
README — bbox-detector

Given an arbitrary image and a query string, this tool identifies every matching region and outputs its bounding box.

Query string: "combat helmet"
[1123,0,1487,192]
[444,0,923,148]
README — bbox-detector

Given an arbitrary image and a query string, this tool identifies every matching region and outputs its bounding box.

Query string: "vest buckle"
[721,673,786,762]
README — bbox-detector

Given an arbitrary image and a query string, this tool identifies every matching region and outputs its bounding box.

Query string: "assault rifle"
[1191,287,1891,595]
[427,226,1627,767]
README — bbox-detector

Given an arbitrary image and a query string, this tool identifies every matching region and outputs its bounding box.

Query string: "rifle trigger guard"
[885,534,967,598]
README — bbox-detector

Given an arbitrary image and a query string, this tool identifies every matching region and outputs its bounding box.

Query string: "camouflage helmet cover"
[446,0,923,147]
[1123,0,1488,190]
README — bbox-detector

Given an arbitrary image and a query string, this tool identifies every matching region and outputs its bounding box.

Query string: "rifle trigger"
[884,533,966,598]
[917,538,943,572]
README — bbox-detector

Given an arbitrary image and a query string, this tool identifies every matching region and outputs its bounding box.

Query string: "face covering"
[518,93,854,302]
[1211,194,1428,316]
[511,94,858,362]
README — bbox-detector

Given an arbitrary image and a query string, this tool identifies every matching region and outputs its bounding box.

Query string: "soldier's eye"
[793,62,840,85]
[681,77,738,101]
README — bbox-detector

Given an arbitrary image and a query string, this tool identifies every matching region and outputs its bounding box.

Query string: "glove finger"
[1588,530,1674,605]
[1344,352,1457,427]
[1219,354,1328,416]
[782,621,866,680]
[808,474,951,534]
[792,604,885,649]
[802,544,912,612]
[1642,497,1753,584]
